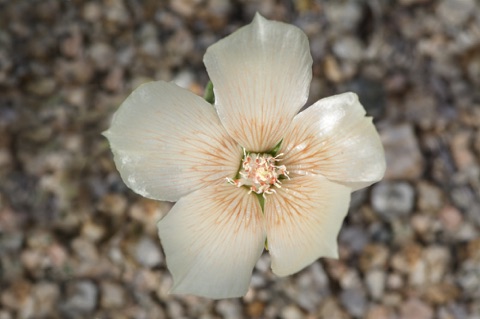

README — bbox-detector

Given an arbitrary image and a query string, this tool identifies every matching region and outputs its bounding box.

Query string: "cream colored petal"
[204,13,313,152]
[280,92,385,191]
[265,175,350,276]
[158,184,265,299]
[104,81,242,202]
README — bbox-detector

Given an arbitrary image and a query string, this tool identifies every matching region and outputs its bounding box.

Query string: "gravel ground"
[1,0,480,318]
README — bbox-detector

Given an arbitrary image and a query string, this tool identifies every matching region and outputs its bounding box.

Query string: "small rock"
[372,181,415,219]
[55,59,94,85]
[81,219,105,242]
[246,301,265,318]
[439,205,463,232]
[399,298,434,319]
[453,222,478,241]
[0,231,23,252]
[437,0,476,27]
[128,199,171,235]
[424,282,459,304]
[404,90,437,130]
[339,226,369,254]
[26,78,56,97]
[457,260,480,299]
[347,77,385,118]
[399,0,431,5]
[134,236,163,268]
[318,298,349,319]
[100,281,125,309]
[32,282,60,317]
[332,36,364,62]
[82,2,102,22]
[216,299,243,319]
[72,237,99,262]
[450,131,476,170]
[286,262,329,312]
[340,288,367,318]
[386,272,404,290]
[103,66,124,92]
[359,244,389,271]
[424,246,450,283]
[365,269,386,300]
[324,55,344,83]
[166,299,184,318]
[417,181,444,213]
[381,124,424,180]
[281,305,303,319]
[98,193,128,217]
[88,42,115,71]
[411,214,434,238]
[62,280,98,316]
[324,1,363,33]
[60,26,83,58]
[170,0,200,17]
[366,305,395,319]
[339,269,362,290]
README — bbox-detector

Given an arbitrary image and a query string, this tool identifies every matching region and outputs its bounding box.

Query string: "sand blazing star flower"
[104,14,385,299]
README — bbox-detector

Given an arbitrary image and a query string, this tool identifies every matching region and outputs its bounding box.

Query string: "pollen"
[227,151,289,197]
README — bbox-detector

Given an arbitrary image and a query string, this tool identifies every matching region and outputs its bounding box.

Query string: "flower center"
[227,152,289,197]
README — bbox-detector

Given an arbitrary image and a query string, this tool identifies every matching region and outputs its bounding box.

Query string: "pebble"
[457,260,480,299]
[404,90,437,130]
[32,282,60,317]
[216,299,243,319]
[436,0,476,27]
[439,205,463,232]
[98,193,128,217]
[399,298,434,319]
[371,181,415,219]
[286,262,330,312]
[381,124,424,180]
[332,36,364,62]
[424,246,450,283]
[81,219,106,242]
[359,244,389,271]
[61,280,98,316]
[134,236,163,268]
[318,298,349,319]
[128,199,171,235]
[340,288,367,318]
[281,305,303,319]
[417,181,444,213]
[0,231,23,252]
[366,305,395,319]
[365,269,386,300]
[324,1,363,33]
[450,131,477,171]
[339,225,369,254]
[100,281,125,309]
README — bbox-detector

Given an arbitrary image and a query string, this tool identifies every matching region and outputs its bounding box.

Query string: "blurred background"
[0,0,479,318]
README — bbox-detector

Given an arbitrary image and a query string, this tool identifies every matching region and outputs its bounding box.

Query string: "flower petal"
[158,184,265,299]
[265,175,350,276]
[204,13,313,152]
[104,81,242,202]
[280,92,385,191]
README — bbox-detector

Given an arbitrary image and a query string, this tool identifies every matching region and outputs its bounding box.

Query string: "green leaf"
[255,193,265,213]
[204,81,215,104]
[269,139,283,156]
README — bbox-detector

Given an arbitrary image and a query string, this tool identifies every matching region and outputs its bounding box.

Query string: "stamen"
[227,152,289,196]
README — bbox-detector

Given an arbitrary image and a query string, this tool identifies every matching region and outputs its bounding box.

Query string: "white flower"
[104,14,385,299]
